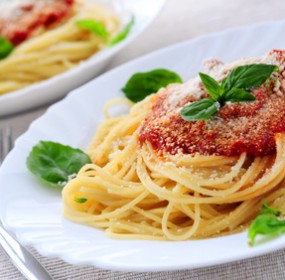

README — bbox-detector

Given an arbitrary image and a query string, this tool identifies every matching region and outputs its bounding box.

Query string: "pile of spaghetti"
[63,50,285,241]
[0,0,119,94]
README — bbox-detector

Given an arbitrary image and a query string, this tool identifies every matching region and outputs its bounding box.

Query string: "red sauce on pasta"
[0,0,74,45]
[139,51,285,157]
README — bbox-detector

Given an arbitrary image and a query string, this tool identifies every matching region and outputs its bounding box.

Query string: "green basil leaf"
[222,64,279,91]
[224,88,256,103]
[248,214,285,246]
[26,141,91,188]
[75,197,88,203]
[122,68,183,103]
[180,98,219,121]
[108,16,135,46]
[182,63,278,122]
[199,72,224,100]
[76,19,108,39]
[0,37,14,59]
[260,199,282,216]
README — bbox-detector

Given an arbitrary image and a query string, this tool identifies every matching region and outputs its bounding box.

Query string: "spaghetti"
[62,50,285,241]
[0,0,120,95]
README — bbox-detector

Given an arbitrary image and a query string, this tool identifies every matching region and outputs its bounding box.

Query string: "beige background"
[2,0,285,279]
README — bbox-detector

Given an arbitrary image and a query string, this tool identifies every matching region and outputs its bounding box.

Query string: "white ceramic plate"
[1,20,285,272]
[0,0,165,117]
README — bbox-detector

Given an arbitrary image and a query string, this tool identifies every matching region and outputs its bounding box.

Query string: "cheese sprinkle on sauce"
[139,50,285,157]
[0,0,74,45]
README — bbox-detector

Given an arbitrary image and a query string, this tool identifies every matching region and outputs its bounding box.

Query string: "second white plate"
[0,0,165,116]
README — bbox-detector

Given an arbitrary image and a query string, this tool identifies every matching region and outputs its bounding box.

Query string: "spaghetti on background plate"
[0,0,120,95]
[60,49,285,241]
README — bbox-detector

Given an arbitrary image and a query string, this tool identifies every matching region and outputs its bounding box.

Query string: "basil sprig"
[181,64,279,121]
[108,16,134,46]
[0,37,14,59]
[122,69,182,102]
[248,200,285,246]
[76,19,109,39]
[76,16,135,45]
[26,141,91,188]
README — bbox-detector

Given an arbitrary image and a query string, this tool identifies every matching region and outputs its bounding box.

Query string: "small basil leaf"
[122,69,183,103]
[248,214,285,246]
[0,37,14,59]
[26,141,91,187]
[180,98,219,121]
[76,19,108,39]
[75,197,88,203]
[199,72,224,100]
[260,199,282,216]
[108,16,134,46]
[222,64,279,91]
[224,88,256,103]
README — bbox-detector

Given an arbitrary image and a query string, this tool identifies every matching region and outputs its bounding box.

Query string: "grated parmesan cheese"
[139,50,285,157]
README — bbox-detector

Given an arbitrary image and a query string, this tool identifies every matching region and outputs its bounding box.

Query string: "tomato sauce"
[139,51,285,157]
[0,0,74,45]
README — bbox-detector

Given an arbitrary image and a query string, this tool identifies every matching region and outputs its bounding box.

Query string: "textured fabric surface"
[2,0,285,279]
[1,247,285,280]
